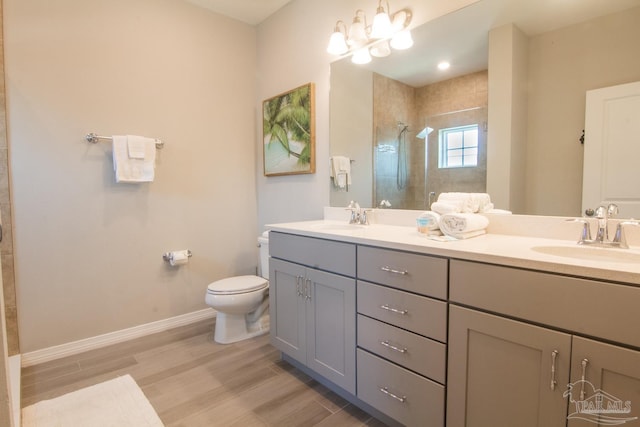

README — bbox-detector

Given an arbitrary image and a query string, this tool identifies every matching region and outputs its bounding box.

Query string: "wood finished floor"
[21,318,387,426]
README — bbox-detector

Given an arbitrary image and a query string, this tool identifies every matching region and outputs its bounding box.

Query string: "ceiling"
[183,0,294,25]
[357,0,640,87]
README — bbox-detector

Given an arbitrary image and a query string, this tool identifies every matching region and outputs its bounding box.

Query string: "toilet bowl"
[205,232,270,344]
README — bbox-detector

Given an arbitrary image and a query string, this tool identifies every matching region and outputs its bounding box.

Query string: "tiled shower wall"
[373,70,488,210]
[0,2,19,356]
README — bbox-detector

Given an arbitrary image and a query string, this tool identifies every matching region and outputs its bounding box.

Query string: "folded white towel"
[431,201,461,215]
[439,213,489,239]
[436,192,494,213]
[127,135,150,159]
[113,135,156,183]
[330,156,351,189]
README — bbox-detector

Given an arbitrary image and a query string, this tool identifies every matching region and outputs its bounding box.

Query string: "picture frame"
[263,82,316,176]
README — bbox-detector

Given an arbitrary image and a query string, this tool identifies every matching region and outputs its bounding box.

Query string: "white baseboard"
[21,309,216,368]
[9,355,20,427]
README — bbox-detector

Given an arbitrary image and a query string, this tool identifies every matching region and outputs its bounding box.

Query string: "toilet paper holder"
[162,250,193,263]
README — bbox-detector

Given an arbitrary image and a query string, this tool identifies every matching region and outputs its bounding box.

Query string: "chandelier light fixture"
[327,1,413,65]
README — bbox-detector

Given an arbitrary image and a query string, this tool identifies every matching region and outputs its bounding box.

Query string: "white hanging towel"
[112,135,157,183]
[330,156,352,189]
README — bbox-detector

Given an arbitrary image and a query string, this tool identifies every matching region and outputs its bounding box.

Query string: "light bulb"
[370,41,391,57]
[327,31,348,55]
[370,6,392,39]
[351,48,372,64]
[390,29,413,50]
[348,13,368,48]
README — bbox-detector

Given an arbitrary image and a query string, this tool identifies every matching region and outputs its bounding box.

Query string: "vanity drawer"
[357,314,446,383]
[357,281,447,342]
[269,231,356,277]
[357,245,447,299]
[357,349,445,427]
[450,259,640,348]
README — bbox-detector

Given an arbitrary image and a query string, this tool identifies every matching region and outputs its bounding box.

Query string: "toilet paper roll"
[169,250,189,266]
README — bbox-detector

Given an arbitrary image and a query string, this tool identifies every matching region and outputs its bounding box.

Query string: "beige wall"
[5,0,258,352]
[329,58,373,208]
[0,0,18,358]
[525,6,640,216]
[486,24,528,214]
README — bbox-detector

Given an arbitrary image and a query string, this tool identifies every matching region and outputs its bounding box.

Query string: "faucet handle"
[613,220,640,249]
[360,208,373,225]
[607,203,619,218]
[568,218,592,244]
[346,201,360,224]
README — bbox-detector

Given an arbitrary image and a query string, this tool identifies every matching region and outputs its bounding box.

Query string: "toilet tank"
[258,231,270,280]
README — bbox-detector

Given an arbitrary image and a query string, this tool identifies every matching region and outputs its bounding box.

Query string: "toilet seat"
[207,275,268,295]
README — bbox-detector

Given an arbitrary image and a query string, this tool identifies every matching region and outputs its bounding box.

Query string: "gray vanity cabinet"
[447,305,571,427]
[356,246,448,427]
[449,259,640,427]
[269,232,356,394]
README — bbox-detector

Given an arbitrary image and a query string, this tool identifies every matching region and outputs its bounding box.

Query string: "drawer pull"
[580,358,589,399]
[550,350,558,391]
[296,276,304,297]
[380,266,408,275]
[379,387,406,403]
[380,340,407,354]
[380,304,408,315]
[305,278,312,301]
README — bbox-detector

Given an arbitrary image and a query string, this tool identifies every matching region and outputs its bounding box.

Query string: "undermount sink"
[311,223,366,231]
[531,245,640,264]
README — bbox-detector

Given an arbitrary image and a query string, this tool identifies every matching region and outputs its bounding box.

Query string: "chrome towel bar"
[85,133,164,149]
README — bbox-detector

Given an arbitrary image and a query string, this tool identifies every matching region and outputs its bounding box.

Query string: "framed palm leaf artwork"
[263,83,316,176]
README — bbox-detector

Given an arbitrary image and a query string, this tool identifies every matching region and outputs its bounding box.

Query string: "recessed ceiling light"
[438,61,450,70]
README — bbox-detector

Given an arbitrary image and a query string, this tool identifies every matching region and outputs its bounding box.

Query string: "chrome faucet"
[593,203,619,242]
[346,201,372,225]
[574,203,638,248]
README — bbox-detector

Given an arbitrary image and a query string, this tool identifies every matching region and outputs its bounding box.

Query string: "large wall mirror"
[329,0,640,215]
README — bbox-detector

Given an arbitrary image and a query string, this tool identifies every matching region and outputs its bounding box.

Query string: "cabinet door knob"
[305,278,312,301]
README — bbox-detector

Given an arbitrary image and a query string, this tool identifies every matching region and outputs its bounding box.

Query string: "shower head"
[416,127,434,139]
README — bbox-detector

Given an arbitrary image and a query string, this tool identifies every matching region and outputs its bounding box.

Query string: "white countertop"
[266,219,640,286]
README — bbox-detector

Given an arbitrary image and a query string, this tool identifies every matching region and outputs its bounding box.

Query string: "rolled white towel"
[439,213,489,239]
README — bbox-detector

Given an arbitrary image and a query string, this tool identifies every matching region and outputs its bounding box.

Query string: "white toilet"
[205,232,270,344]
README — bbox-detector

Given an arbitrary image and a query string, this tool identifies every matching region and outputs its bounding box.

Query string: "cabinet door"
[306,268,356,394]
[568,337,640,427]
[269,258,307,364]
[448,305,571,427]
